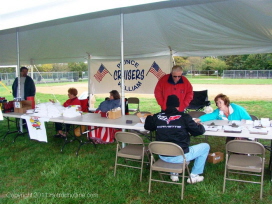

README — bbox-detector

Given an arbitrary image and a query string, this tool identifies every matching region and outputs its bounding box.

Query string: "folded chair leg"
[186,166,192,183]
[2,117,20,141]
[148,168,152,194]
[158,172,164,180]
[71,136,81,143]
[181,171,185,200]
[140,159,144,182]
[13,131,28,143]
[75,139,97,156]
[61,137,70,152]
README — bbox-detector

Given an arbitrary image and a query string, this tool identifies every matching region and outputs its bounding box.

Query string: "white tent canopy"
[1,0,272,66]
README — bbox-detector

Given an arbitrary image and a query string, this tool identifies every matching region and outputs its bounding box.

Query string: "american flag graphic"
[94,64,110,82]
[148,61,166,80]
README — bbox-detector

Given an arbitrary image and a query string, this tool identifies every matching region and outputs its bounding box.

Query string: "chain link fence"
[33,72,79,84]
[0,73,15,86]
[223,70,272,79]
[184,70,218,78]
[0,72,83,86]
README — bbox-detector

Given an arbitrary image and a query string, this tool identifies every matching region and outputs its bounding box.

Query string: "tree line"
[1,54,271,76]
[174,53,272,75]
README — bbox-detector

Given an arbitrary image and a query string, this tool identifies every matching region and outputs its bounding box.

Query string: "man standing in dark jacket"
[145,95,210,183]
[12,67,36,100]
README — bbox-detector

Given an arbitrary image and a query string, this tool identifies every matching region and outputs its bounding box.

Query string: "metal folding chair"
[114,132,149,181]
[148,141,192,200]
[223,140,265,199]
[127,97,140,114]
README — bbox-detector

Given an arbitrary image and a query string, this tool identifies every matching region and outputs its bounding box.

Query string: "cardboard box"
[14,100,32,113]
[107,109,121,119]
[207,152,224,164]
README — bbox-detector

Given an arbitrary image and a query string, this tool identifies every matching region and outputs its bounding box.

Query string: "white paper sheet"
[223,125,242,133]
[248,127,268,135]
[134,123,144,127]
[204,125,221,132]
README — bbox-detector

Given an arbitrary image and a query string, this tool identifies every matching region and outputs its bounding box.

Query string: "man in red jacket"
[154,65,193,112]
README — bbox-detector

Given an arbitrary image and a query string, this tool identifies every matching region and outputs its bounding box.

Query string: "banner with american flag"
[94,64,111,82]
[147,61,166,80]
[90,56,170,93]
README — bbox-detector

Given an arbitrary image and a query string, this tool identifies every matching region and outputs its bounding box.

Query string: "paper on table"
[139,117,146,123]
[223,125,242,133]
[26,109,35,114]
[260,118,270,127]
[134,123,145,127]
[245,120,253,125]
[204,125,221,132]
[248,127,268,135]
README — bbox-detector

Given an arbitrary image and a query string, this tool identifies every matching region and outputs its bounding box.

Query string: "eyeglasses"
[173,76,182,78]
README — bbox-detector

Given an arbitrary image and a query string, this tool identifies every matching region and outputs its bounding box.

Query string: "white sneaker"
[170,173,179,182]
[187,175,204,184]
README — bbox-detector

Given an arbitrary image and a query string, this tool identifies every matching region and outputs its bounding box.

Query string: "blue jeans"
[159,143,210,175]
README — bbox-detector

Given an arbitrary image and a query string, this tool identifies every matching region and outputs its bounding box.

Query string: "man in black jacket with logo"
[145,95,210,183]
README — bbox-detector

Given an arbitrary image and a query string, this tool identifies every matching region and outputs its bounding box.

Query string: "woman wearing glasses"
[154,65,193,112]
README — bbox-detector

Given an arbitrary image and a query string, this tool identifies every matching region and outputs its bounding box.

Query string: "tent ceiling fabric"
[0,0,272,65]
[0,0,167,31]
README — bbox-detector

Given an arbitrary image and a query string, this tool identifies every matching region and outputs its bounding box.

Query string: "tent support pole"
[120,13,125,116]
[16,28,20,99]
[87,53,92,96]
[169,46,174,71]
[30,59,34,80]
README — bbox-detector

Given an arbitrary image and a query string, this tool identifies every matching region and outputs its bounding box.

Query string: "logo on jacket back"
[158,115,181,124]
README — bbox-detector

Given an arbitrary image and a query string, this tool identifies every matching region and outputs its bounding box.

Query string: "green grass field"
[0,79,272,203]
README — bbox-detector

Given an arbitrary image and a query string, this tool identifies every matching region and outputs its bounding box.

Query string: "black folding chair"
[185,90,210,112]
